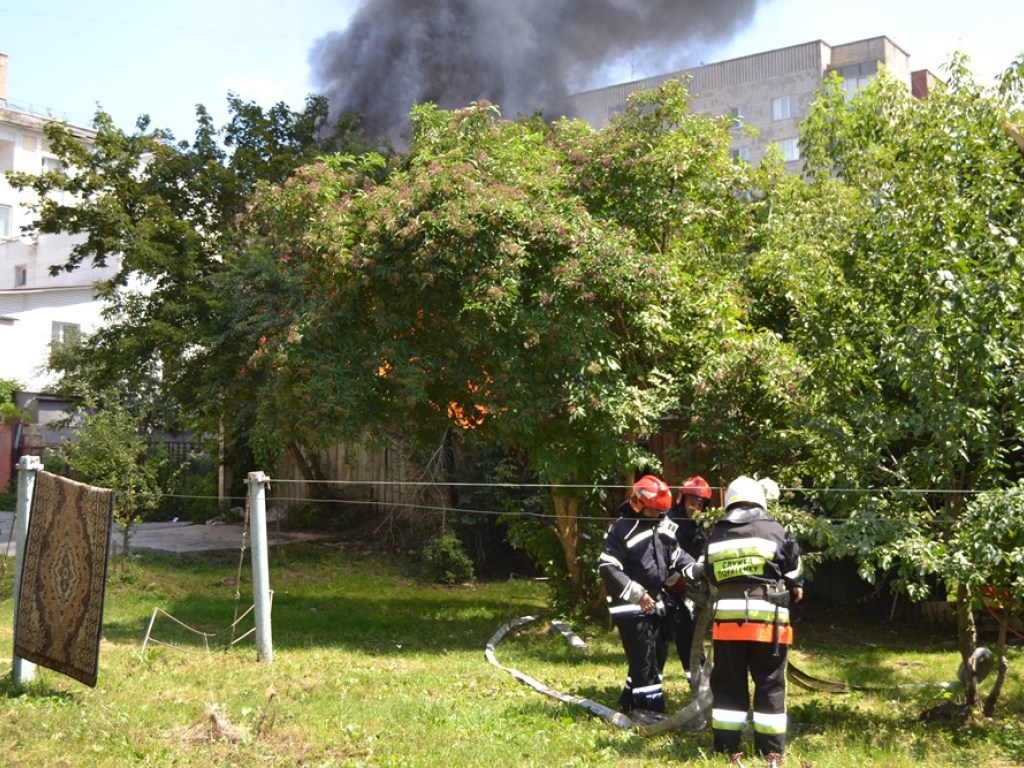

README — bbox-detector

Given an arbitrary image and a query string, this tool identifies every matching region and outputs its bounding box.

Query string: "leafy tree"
[7,95,386,487]
[754,55,1024,703]
[560,82,815,487]
[52,394,163,562]
[235,106,670,602]
[232,84,777,607]
[944,482,1024,714]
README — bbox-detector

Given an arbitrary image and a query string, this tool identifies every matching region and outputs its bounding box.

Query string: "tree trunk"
[956,582,979,707]
[287,440,336,499]
[982,622,1008,717]
[551,490,581,590]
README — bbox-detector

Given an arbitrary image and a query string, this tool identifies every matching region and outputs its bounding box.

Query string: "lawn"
[1,543,1021,767]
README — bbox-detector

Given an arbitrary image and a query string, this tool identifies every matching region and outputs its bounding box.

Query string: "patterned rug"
[14,471,115,687]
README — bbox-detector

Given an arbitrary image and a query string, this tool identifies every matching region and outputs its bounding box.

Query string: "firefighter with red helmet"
[702,475,804,757]
[667,475,712,676]
[674,476,713,554]
[599,475,694,714]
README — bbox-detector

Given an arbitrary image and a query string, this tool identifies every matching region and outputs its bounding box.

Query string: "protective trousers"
[614,613,669,712]
[710,639,788,755]
[670,601,697,672]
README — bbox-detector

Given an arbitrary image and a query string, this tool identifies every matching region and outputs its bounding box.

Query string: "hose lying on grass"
[485,613,982,732]
[485,614,711,733]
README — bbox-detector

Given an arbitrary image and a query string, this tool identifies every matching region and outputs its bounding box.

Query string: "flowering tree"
[232,83,772,606]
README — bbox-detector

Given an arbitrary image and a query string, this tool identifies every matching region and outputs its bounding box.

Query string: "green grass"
[0,544,1021,767]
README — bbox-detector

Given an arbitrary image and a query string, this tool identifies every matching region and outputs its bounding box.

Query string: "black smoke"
[310,0,762,142]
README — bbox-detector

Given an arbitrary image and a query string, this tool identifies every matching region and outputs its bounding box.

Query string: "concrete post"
[246,471,273,663]
[13,455,43,686]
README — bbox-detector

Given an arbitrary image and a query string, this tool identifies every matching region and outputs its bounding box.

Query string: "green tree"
[52,394,163,562]
[232,85,769,607]
[0,378,26,424]
[755,55,1024,705]
[7,95,386,483]
[944,482,1024,715]
[562,81,814,486]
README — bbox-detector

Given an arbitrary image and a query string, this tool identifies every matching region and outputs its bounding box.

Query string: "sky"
[1,0,1021,142]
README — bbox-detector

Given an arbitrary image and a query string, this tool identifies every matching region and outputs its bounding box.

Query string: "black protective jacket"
[599,502,693,620]
[668,504,707,560]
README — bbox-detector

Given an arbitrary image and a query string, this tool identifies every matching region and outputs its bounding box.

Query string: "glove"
[682,561,705,583]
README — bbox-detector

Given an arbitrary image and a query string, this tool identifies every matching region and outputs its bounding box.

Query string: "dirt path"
[0,511,325,556]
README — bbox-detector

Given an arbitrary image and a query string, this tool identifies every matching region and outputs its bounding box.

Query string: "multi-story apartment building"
[0,51,115,393]
[566,36,938,171]
[0,51,118,490]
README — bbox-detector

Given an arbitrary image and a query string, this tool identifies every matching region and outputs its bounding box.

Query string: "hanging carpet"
[14,471,115,687]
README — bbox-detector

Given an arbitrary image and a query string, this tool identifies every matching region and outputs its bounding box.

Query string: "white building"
[566,36,937,171]
[0,51,116,392]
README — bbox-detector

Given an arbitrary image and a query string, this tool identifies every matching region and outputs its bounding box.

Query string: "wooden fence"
[269,440,421,512]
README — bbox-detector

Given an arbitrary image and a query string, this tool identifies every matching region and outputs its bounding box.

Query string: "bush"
[421,530,475,585]
[280,500,328,531]
[0,377,26,423]
[153,451,219,523]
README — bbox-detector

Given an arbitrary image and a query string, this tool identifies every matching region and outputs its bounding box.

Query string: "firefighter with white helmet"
[701,475,804,757]
[598,475,694,714]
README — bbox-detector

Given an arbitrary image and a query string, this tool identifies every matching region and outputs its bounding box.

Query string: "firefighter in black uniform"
[667,475,712,677]
[702,475,803,757]
[599,475,694,714]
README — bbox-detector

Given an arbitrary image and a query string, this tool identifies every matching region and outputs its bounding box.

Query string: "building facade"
[566,36,936,171]
[0,51,114,393]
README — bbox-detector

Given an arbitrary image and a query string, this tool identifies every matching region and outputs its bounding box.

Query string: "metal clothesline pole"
[247,471,273,664]
[12,455,43,687]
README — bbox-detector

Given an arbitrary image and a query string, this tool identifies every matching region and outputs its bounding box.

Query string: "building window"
[52,322,82,346]
[602,101,626,122]
[779,138,800,162]
[0,138,14,173]
[0,204,11,238]
[727,106,746,128]
[14,265,27,287]
[730,146,751,163]
[772,96,793,121]
[41,156,63,173]
[842,77,871,98]
[838,61,878,98]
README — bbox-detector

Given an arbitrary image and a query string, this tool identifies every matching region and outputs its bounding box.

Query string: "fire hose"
[486,583,981,731]
[484,585,715,733]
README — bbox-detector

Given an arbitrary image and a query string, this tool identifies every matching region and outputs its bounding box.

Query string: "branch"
[1005,121,1024,156]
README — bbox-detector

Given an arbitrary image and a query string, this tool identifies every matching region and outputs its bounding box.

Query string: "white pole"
[246,471,273,663]
[13,455,43,686]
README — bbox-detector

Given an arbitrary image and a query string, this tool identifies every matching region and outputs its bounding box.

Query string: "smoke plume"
[310,0,761,142]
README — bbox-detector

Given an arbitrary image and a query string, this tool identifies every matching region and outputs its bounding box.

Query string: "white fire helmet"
[759,477,781,503]
[724,475,766,510]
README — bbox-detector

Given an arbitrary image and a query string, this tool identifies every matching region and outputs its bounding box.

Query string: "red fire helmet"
[680,475,712,500]
[631,475,673,511]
